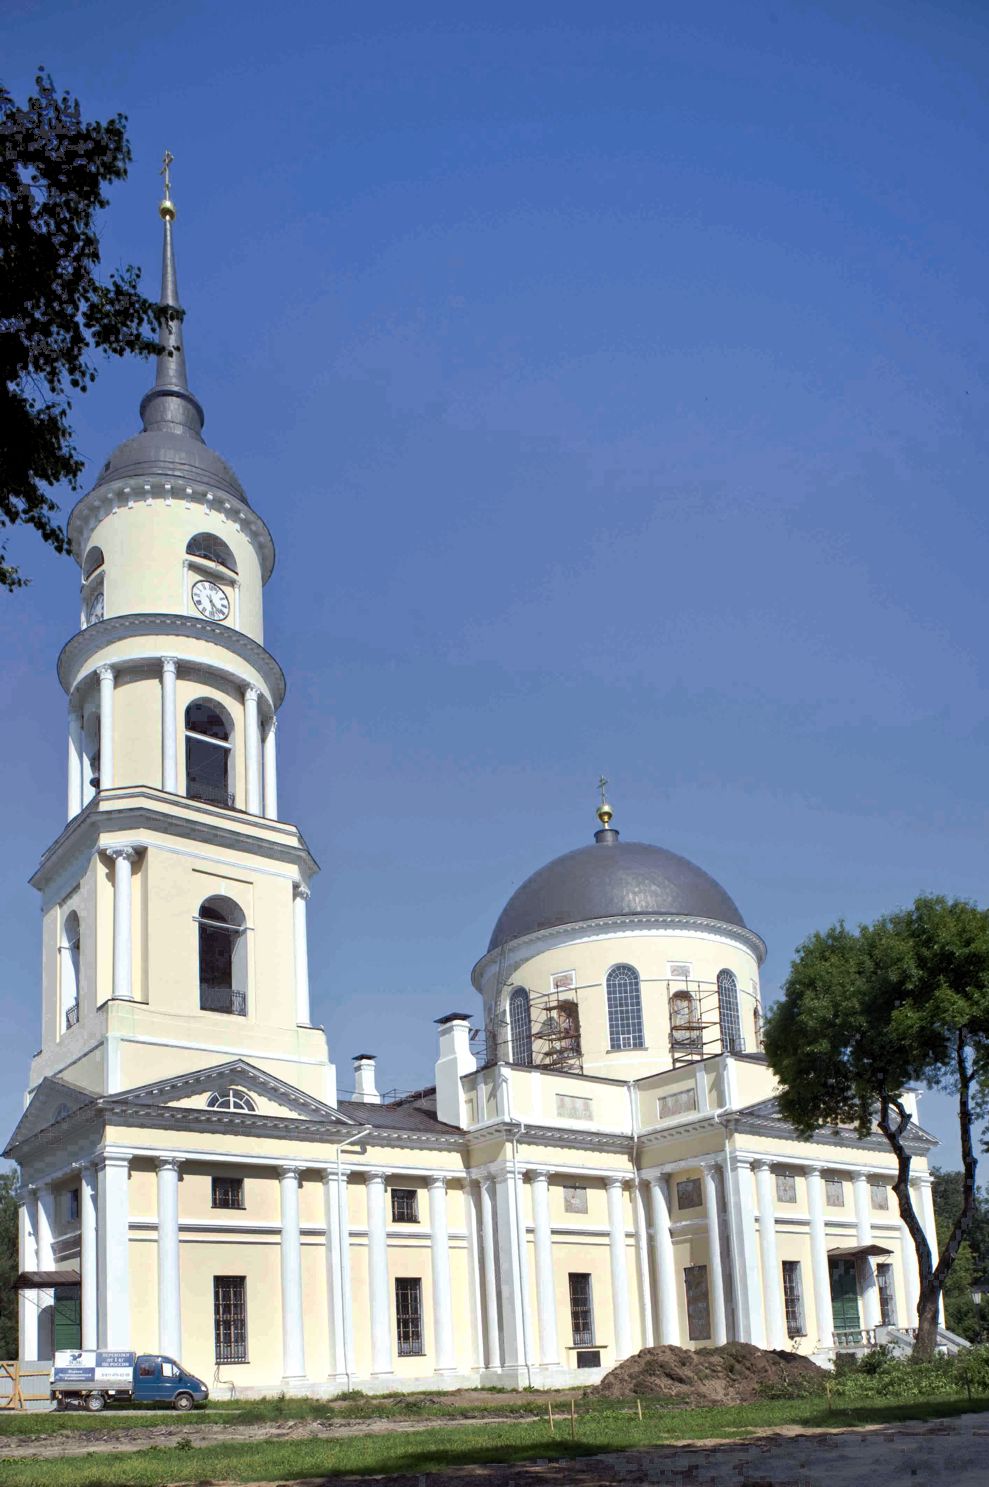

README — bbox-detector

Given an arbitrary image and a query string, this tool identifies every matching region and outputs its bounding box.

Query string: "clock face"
[87,591,104,625]
[191,579,230,621]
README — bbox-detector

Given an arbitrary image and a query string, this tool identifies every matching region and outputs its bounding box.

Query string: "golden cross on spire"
[598,775,608,807]
[596,775,614,828]
[160,149,174,195]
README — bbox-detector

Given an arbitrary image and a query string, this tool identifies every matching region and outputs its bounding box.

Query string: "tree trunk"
[914,1284,941,1360]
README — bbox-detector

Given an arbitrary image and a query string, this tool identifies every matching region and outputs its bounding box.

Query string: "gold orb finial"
[596,774,613,827]
[159,149,176,220]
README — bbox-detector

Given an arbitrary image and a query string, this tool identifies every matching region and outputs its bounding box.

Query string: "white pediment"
[114,1059,355,1125]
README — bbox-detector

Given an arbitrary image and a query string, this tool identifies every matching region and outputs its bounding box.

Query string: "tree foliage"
[932,1168,989,1342]
[0,71,159,591]
[764,895,989,1359]
[0,1168,18,1359]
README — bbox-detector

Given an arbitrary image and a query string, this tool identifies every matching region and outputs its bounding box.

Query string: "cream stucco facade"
[7,186,942,1396]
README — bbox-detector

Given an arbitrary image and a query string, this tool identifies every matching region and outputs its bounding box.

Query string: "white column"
[915,1174,945,1324]
[36,1183,55,1270]
[263,716,279,820]
[479,1175,501,1368]
[754,1161,785,1349]
[293,884,311,1025]
[244,685,261,814]
[853,1172,881,1331]
[493,1171,528,1368]
[726,1155,765,1347]
[278,1166,306,1383]
[464,1180,485,1371]
[19,1191,39,1361]
[366,1173,392,1374]
[806,1167,834,1351]
[322,1172,346,1380]
[67,702,83,819]
[337,1169,356,1378]
[528,1169,559,1365]
[161,657,178,793]
[428,1176,456,1372]
[605,1176,633,1360]
[108,847,136,1001]
[97,1154,130,1349]
[632,1180,654,1349]
[649,1175,679,1344]
[80,1165,98,1350]
[156,1158,182,1358]
[702,1161,728,1346]
[98,665,114,789]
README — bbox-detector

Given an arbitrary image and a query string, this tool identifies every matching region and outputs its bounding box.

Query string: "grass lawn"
[0,1393,986,1486]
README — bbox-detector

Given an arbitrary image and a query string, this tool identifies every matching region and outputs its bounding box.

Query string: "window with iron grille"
[782,1260,806,1336]
[876,1262,896,1326]
[569,1273,595,1346]
[825,1178,845,1207]
[606,964,644,1050]
[391,1188,419,1223]
[214,1276,247,1363]
[395,1277,424,1356]
[775,1172,797,1203]
[870,1182,889,1211]
[212,1176,245,1210]
[717,969,743,1052]
[684,1265,711,1340]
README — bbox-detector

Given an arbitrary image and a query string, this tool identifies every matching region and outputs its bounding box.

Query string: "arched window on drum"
[717,968,743,1053]
[606,964,644,1050]
[508,987,533,1065]
[185,700,234,808]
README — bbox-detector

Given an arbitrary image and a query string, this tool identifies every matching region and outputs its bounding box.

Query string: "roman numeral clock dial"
[191,578,230,621]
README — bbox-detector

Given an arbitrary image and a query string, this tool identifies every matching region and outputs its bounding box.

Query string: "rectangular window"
[775,1172,797,1204]
[657,1087,697,1120]
[391,1188,419,1223]
[684,1265,711,1341]
[569,1273,595,1346]
[66,1188,80,1224]
[395,1277,424,1356]
[870,1182,889,1211]
[876,1262,897,1326]
[825,1178,845,1207]
[214,1276,247,1363]
[676,1177,702,1210]
[782,1260,806,1336]
[211,1176,245,1210]
[556,1093,593,1120]
[563,1185,588,1214]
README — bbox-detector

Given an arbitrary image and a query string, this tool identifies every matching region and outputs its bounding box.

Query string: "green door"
[829,1259,861,1343]
[53,1287,82,1351]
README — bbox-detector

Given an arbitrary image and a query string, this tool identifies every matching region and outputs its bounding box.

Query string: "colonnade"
[66,658,279,820]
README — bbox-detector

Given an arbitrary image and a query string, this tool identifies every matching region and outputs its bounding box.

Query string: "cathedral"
[7,175,942,1395]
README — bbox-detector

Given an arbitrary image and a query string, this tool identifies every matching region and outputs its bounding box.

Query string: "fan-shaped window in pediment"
[206,1087,256,1113]
[187,532,238,573]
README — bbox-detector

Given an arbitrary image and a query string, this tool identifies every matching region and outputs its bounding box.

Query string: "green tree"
[1,71,158,591]
[932,1168,989,1342]
[764,895,989,1359]
[0,1168,19,1359]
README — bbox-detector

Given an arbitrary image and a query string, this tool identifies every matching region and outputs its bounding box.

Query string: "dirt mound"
[596,1342,824,1404]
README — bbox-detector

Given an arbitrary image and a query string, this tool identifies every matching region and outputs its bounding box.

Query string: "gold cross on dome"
[160,149,174,194]
[598,775,608,806]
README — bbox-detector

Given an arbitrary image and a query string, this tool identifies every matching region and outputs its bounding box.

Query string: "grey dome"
[487,832,746,955]
[93,426,247,506]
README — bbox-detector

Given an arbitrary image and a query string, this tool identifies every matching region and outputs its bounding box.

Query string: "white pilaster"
[754,1160,785,1348]
[701,1160,728,1346]
[244,685,261,814]
[263,716,279,820]
[108,847,137,1001]
[649,1175,679,1344]
[98,664,114,789]
[806,1167,834,1351]
[161,657,178,793]
[726,1154,765,1346]
[900,1215,920,1329]
[67,702,83,819]
[605,1176,633,1360]
[278,1166,307,1383]
[366,1173,392,1374]
[493,1170,527,1367]
[293,884,311,1025]
[80,1165,97,1350]
[528,1169,560,1365]
[156,1158,182,1358]
[632,1180,654,1349]
[428,1176,456,1372]
[479,1175,501,1368]
[853,1172,881,1331]
[97,1154,130,1349]
[19,1191,39,1361]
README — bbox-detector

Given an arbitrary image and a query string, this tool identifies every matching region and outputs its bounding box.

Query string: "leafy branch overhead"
[0,71,160,591]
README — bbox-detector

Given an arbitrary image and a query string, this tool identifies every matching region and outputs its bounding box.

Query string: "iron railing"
[200,986,247,1016]
[188,780,235,809]
[64,1005,79,1030]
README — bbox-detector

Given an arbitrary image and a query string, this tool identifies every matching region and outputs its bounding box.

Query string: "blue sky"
[2,2,987,1162]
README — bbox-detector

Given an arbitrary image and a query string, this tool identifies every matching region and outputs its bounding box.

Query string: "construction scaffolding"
[482,982,584,1073]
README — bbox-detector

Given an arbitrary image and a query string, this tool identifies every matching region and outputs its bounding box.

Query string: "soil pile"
[596,1342,824,1404]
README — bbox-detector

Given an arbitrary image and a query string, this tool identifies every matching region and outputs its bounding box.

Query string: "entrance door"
[829,1259,861,1343]
[53,1287,81,1351]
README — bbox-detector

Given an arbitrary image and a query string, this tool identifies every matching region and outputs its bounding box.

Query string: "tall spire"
[139,151,206,439]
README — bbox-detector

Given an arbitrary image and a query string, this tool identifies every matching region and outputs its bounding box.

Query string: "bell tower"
[27,164,336,1106]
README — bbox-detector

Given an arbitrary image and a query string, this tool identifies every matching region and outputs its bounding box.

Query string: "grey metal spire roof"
[87,174,248,506]
[486,823,748,955]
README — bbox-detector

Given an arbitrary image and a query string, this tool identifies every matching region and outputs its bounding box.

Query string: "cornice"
[58,613,286,708]
[465,1119,632,1155]
[725,1106,938,1155]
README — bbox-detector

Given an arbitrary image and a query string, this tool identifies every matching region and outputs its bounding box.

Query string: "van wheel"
[85,1392,106,1412]
[173,1392,194,1412]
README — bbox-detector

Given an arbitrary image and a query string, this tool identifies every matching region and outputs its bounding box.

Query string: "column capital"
[294,881,311,902]
[156,1156,183,1174]
[97,663,115,682]
[268,714,278,734]
[427,1174,448,1192]
[912,1171,934,1190]
[526,1166,551,1183]
[106,845,139,863]
[852,1169,871,1186]
[805,1165,823,1179]
[278,1164,302,1180]
[161,655,178,676]
[96,1152,131,1172]
[603,1173,628,1191]
[244,684,261,702]
[365,1170,387,1189]
[700,1156,723,1174]
[752,1157,774,1174]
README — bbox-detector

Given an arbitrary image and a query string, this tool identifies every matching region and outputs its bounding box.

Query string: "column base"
[281,1374,310,1393]
[433,1366,458,1375]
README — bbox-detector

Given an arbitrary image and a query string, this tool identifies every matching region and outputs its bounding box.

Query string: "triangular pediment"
[4,1077,97,1156]
[733,1095,938,1151]
[107,1059,356,1125]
